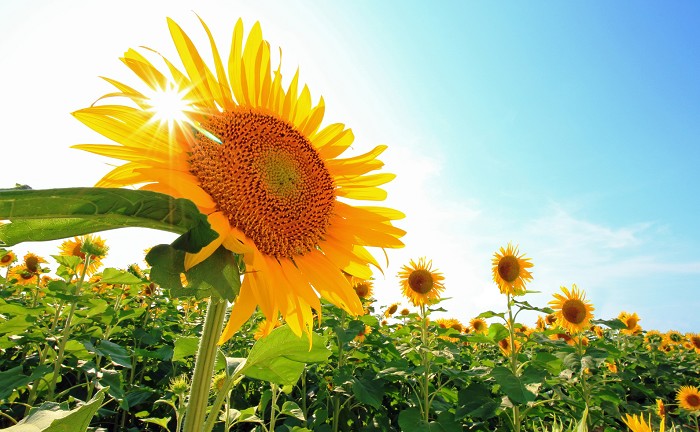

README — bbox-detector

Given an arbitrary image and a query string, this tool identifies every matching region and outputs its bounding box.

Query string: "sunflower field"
[1,15,699,432]
[1,241,699,432]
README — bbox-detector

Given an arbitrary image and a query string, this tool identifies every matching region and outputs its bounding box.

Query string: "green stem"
[269,383,280,432]
[47,256,91,400]
[203,371,243,432]
[332,310,347,432]
[506,294,520,432]
[182,296,228,432]
[420,303,430,423]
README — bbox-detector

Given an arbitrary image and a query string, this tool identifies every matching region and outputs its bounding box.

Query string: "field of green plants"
[1,241,699,432]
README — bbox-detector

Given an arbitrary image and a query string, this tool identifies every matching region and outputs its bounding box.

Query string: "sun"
[146,85,192,125]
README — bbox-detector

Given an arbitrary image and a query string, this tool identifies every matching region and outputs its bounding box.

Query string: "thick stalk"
[269,384,280,432]
[183,297,227,432]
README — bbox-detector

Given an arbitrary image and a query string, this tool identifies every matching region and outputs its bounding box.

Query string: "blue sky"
[2,1,698,332]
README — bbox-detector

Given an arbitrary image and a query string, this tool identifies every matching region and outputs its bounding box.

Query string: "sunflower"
[548,284,594,334]
[591,325,604,338]
[618,311,642,335]
[23,253,47,275]
[73,17,405,342]
[677,385,700,412]
[59,235,108,276]
[497,337,521,357]
[688,334,700,353]
[622,414,661,432]
[491,243,533,296]
[7,265,38,285]
[354,325,372,343]
[351,278,374,300]
[656,399,666,418]
[606,361,618,373]
[664,330,684,345]
[384,302,399,317]
[400,308,411,316]
[470,317,488,335]
[549,332,575,346]
[0,250,16,267]
[398,257,445,307]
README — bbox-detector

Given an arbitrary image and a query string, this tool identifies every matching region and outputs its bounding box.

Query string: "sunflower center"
[625,316,638,329]
[691,336,700,349]
[189,109,335,259]
[562,299,587,324]
[408,269,434,294]
[497,256,521,283]
[687,394,700,409]
[0,255,11,264]
[25,256,39,273]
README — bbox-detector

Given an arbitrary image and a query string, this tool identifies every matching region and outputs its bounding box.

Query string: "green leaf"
[279,401,305,421]
[139,417,171,429]
[145,244,185,291]
[351,376,385,409]
[478,310,505,319]
[456,382,499,420]
[99,268,144,285]
[487,322,509,343]
[593,318,628,330]
[93,340,132,369]
[239,325,330,385]
[398,407,429,432]
[3,387,106,432]
[491,366,536,404]
[0,188,216,252]
[185,245,241,302]
[0,315,35,335]
[173,336,200,362]
[0,366,32,400]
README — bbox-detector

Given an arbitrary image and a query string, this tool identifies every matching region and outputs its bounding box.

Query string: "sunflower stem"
[183,296,228,432]
[420,303,431,423]
[506,294,521,432]
[47,255,91,401]
[332,310,347,432]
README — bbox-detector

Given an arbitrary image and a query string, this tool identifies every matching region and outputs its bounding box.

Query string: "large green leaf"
[238,325,330,385]
[0,187,216,252]
[491,366,536,405]
[3,388,106,432]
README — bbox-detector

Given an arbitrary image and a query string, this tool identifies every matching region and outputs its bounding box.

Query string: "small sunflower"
[622,414,655,432]
[549,284,594,334]
[498,337,521,357]
[59,235,108,276]
[23,253,47,275]
[618,311,642,335]
[7,265,38,285]
[491,243,533,296]
[656,399,666,418]
[351,278,374,300]
[549,332,575,346]
[688,334,700,353]
[73,17,405,343]
[398,257,445,307]
[400,307,411,316]
[470,317,488,335]
[591,325,604,338]
[606,361,618,373]
[354,325,372,342]
[677,385,700,412]
[0,250,16,267]
[664,330,684,345]
[535,315,547,331]
[384,302,399,317]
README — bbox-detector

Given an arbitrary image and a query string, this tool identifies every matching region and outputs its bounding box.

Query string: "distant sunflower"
[23,253,47,275]
[384,302,399,317]
[656,399,666,418]
[622,414,656,432]
[664,330,684,345]
[400,308,411,316]
[549,284,594,334]
[351,278,374,300]
[606,361,617,373]
[0,251,16,267]
[72,17,405,342]
[618,311,642,335]
[59,234,108,276]
[491,243,533,296]
[677,385,700,412]
[7,266,38,285]
[470,317,488,335]
[354,325,372,343]
[498,337,521,357]
[398,257,445,307]
[688,334,700,353]
[549,332,575,346]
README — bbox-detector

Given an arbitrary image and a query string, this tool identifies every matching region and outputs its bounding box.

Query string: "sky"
[1,1,699,332]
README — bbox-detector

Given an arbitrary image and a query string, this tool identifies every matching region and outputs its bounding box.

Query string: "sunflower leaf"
[0,187,217,252]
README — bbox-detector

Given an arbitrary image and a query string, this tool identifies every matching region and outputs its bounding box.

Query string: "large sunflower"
[398,257,445,307]
[677,385,700,412]
[73,17,405,342]
[491,243,533,296]
[548,284,594,334]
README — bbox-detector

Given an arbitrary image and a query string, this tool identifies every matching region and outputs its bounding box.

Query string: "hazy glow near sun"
[147,86,191,124]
